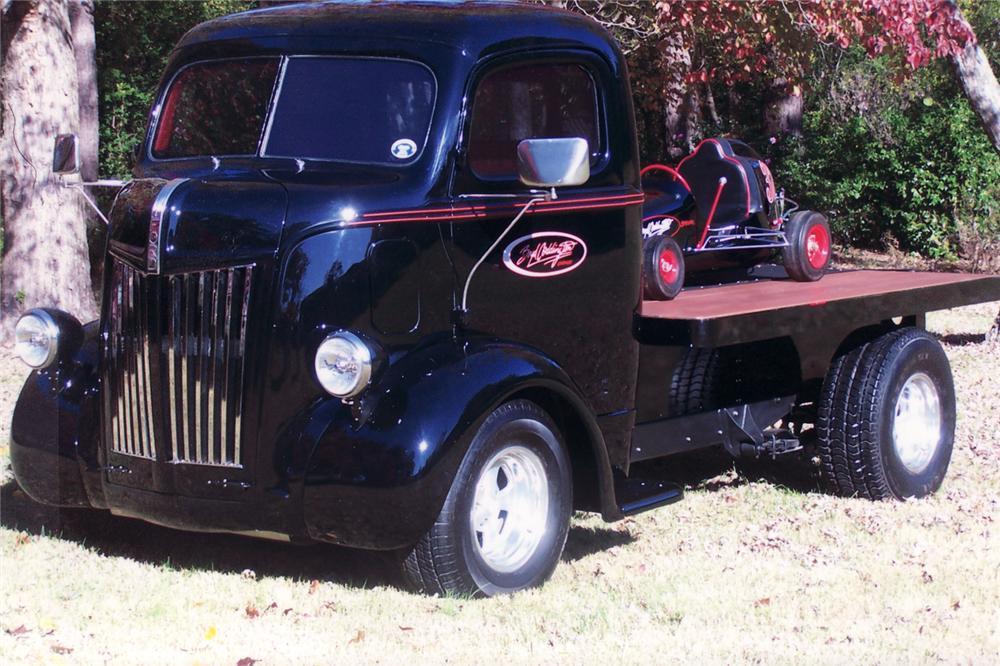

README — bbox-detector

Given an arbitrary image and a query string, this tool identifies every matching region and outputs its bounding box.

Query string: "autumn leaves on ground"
[0,303,997,664]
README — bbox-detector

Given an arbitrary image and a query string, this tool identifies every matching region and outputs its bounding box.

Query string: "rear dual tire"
[817,328,955,499]
[402,400,572,596]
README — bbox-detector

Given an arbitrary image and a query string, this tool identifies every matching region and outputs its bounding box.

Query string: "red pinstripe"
[356,192,643,225]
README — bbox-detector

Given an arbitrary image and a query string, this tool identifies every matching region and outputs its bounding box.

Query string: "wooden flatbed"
[638,270,1000,348]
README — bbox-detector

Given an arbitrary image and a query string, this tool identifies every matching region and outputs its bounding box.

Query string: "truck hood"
[108,174,288,275]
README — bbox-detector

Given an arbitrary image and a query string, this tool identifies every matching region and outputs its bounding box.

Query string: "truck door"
[449,51,643,430]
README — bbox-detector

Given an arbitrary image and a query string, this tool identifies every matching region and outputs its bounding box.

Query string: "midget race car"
[641,137,831,299]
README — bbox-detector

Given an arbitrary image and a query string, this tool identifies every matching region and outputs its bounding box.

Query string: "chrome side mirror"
[516,138,590,188]
[52,134,80,175]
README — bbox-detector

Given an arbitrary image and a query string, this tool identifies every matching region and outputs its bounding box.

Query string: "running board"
[615,475,684,516]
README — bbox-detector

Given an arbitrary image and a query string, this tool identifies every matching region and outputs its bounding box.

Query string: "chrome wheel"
[469,445,549,573]
[892,372,942,474]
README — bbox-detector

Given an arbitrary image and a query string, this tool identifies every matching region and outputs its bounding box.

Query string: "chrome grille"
[105,261,254,467]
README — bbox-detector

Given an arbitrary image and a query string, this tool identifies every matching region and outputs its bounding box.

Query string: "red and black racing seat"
[676,138,774,229]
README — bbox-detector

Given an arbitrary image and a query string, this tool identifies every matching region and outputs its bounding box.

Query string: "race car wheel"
[402,400,572,596]
[642,235,685,300]
[782,210,831,281]
[816,328,956,500]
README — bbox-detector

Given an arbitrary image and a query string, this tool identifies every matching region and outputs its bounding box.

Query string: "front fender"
[10,321,103,508]
[299,335,611,549]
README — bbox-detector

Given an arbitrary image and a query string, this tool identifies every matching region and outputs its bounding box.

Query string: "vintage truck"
[11,1,1000,596]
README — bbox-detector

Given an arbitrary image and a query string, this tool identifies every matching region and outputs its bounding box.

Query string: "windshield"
[151,57,437,165]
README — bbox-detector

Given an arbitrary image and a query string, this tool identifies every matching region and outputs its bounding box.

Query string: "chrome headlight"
[314,331,374,398]
[15,309,60,369]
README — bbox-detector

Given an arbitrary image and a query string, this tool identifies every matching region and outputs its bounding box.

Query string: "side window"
[467,62,600,180]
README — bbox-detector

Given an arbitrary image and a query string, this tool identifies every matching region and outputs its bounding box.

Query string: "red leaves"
[653,0,976,87]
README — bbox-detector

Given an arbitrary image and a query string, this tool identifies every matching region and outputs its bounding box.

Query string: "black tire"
[642,235,685,300]
[670,348,725,414]
[402,400,572,596]
[816,328,956,499]
[781,210,831,282]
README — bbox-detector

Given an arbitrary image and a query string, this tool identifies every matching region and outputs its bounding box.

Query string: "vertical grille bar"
[206,271,218,465]
[182,275,194,461]
[124,267,140,457]
[136,270,154,459]
[106,261,253,468]
[220,270,233,464]
[109,264,124,457]
[234,266,253,466]
[195,273,207,464]
[167,276,181,462]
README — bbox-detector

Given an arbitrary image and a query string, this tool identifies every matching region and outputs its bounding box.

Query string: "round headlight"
[314,331,373,398]
[15,309,60,369]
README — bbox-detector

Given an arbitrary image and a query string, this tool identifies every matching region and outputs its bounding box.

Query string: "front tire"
[642,235,685,300]
[816,328,956,499]
[781,210,831,281]
[402,400,572,596]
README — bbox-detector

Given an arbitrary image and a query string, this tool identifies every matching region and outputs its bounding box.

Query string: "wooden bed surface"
[640,270,995,321]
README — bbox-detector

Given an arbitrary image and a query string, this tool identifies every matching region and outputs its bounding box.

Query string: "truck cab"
[11,1,1000,596]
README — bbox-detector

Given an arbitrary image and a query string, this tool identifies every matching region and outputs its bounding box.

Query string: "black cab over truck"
[11,1,1000,596]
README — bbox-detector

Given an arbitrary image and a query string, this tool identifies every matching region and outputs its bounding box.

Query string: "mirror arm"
[83,179,128,188]
[63,181,111,226]
[456,191,551,328]
[457,188,556,201]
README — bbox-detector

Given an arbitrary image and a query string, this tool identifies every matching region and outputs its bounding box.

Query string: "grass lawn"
[1,263,998,664]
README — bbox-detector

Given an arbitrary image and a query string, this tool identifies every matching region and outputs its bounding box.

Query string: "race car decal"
[642,216,678,239]
[502,232,587,278]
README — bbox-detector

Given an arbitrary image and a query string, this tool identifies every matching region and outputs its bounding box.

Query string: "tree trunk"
[949,8,1000,153]
[680,84,702,153]
[67,0,97,181]
[988,307,1000,344]
[703,81,721,129]
[764,78,803,138]
[1,0,99,335]
[658,31,692,160]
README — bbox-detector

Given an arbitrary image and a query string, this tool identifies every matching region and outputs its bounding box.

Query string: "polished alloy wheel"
[892,372,942,474]
[469,445,549,573]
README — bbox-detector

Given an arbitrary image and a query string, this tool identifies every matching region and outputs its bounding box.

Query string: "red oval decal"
[502,232,587,278]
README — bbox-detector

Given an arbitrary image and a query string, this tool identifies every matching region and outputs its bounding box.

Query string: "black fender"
[297,334,616,550]
[10,320,105,508]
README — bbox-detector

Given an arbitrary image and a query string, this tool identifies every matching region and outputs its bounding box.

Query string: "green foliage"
[774,57,1000,259]
[95,0,256,178]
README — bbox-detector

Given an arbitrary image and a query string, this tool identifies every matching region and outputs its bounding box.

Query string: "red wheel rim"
[805,224,830,269]
[658,247,680,285]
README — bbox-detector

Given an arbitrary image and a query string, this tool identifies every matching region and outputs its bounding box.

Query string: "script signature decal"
[502,232,588,278]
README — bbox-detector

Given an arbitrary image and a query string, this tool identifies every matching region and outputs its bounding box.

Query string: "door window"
[467,63,600,180]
